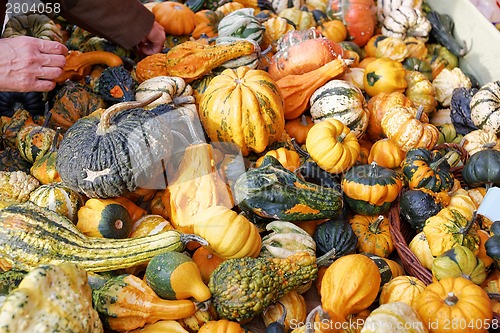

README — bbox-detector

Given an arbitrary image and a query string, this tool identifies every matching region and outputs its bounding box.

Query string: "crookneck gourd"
[56,93,172,198]
[209,252,317,322]
[234,155,343,221]
[0,202,207,272]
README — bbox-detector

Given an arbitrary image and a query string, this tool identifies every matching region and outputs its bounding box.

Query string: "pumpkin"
[76,198,134,239]
[381,7,431,41]
[381,105,440,152]
[192,10,224,39]
[29,126,62,184]
[374,36,409,62]
[366,91,414,142]
[319,254,381,326]
[404,36,428,60]
[317,19,347,43]
[145,251,211,302]
[28,183,84,224]
[270,0,303,13]
[405,70,437,115]
[262,291,307,332]
[278,58,349,120]
[278,7,315,31]
[285,115,314,145]
[152,1,196,36]
[135,76,195,112]
[262,17,296,53]
[448,188,477,222]
[305,118,360,174]
[1,13,63,42]
[198,320,247,333]
[403,57,433,81]
[470,80,500,135]
[342,67,365,91]
[268,29,344,81]
[401,147,455,192]
[363,57,408,97]
[409,231,435,270]
[376,0,422,22]
[432,245,487,285]
[349,214,394,257]
[260,220,317,259]
[342,162,402,216]
[415,277,493,333]
[400,189,448,232]
[193,205,262,259]
[215,1,245,14]
[309,79,369,139]
[433,68,473,108]
[0,91,44,118]
[423,207,480,257]
[49,80,106,131]
[368,138,406,169]
[364,34,387,58]
[94,65,136,104]
[461,129,500,156]
[462,149,500,189]
[199,66,284,156]
[361,302,428,333]
[1,109,44,150]
[56,95,173,198]
[16,120,58,164]
[218,8,265,44]
[379,275,426,307]
[192,246,226,285]
[313,217,358,265]
[255,147,301,172]
[327,0,377,47]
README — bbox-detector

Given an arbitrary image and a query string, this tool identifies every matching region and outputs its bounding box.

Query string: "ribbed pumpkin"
[379,275,426,307]
[0,91,44,118]
[368,138,406,169]
[16,120,57,164]
[432,245,487,285]
[262,17,296,53]
[313,217,358,265]
[305,118,360,174]
[342,162,402,216]
[309,80,369,139]
[56,95,173,198]
[217,8,265,44]
[405,70,437,115]
[470,80,500,135]
[349,215,394,258]
[284,115,314,145]
[28,183,84,224]
[361,302,428,333]
[198,67,285,156]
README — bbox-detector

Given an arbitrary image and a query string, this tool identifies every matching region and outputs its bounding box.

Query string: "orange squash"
[349,214,394,258]
[255,147,301,171]
[379,275,426,307]
[278,58,349,120]
[152,1,196,36]
[368,138,406,169]
[284,115,314,145]
[192,246,226,285]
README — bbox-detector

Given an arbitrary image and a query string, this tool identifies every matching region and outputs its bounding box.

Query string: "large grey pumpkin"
[56,94,172,198]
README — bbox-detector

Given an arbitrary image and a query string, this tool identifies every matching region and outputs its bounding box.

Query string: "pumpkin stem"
[368,161,379,177]
[337,132,347,143]
[96,92,163,135]
[49,127,62,153]
[172,95,196,107]
[444,291,459,306]
[316,247,338,267]
[415,105,425,121]
[291,138,310,159]
[179,233,208,247]
[460,210,478,235]
[369,215,385,234]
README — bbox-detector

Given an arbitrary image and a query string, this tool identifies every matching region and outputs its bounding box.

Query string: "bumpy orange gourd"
[199,66,285,156]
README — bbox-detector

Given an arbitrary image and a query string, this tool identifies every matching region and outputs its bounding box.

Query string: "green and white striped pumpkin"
[29,182,84,223]
[217,8,265,44]
[376,0,422,22]
[135,76,195,111]
[309,80,370,139]
[470,80,500,135]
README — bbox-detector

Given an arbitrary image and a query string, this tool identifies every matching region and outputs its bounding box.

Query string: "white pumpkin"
[462,129,500,155]
[382,6,431,41]
[432,68,472,107]
[376,0,423,23]
[361,302,429,333]
[470,80,500,135]
[309,80,369,139]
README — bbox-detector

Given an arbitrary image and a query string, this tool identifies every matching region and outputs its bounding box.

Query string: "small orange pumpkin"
[255,147,301,171]
[368,138,406,169]
[284,115,314,145]
[152,1,196,36]
[192,246,226,285]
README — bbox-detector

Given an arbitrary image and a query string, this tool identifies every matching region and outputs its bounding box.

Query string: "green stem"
[444,291,459,306]
[459,210,478,236]
[368,161,379,177]
[369,215,385,234]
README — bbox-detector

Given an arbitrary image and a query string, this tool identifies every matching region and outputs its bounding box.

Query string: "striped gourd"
[217,8,265,44]
[470,80,500,135]
[28,182,84,223]
[135,76,195,111]
[0,202,207,272]
[376,0,422,22]
[309,79,369,139]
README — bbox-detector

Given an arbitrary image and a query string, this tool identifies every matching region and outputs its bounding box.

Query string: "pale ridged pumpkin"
[305,118,360,174]
[379,276,426,307]
[361,302,428,333]
[199,66,285,156]
[470,80,500,135]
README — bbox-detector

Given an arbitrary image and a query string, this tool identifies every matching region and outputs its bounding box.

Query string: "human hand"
[137,21,166,56]
[0,36,68,92]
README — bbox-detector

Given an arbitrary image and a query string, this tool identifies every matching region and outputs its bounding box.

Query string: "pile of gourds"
[1,0,500,332]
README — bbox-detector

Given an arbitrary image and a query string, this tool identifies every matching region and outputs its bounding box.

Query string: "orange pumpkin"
[255,147,301,171]
[192,246,225,285]
[317,19,347,43]
[328,0,376,47]
[379,275,426,307]
[349,214,394,258]
[285,115,314,145]
[152,1,196,36]
[368,138,406,169]
[192,10,224,39]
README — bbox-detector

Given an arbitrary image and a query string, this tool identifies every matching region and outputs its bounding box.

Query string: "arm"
[43,0,164,52]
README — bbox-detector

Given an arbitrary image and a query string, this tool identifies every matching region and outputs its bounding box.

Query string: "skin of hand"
[0,36,68,92]
[136,21,166,56]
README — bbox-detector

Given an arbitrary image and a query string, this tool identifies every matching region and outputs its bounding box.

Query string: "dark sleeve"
[42,0,156,50]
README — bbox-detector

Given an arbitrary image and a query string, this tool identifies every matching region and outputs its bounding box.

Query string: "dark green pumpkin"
[0,92,45,117]
[95,65,136,104]
[144,251,191,300]
[341,162,402,216]
[56,95,173,198]
[313,218,357,266]
[462,149,500,189]
[234,155,343,221]
[0,147,32,173]
[399,189,445,232]
[402,57,433,82]
[490,221,500,236]
[401,148,455,192]
[431,245,487,285]
[486,221,500,269]
[361,253,393,292]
